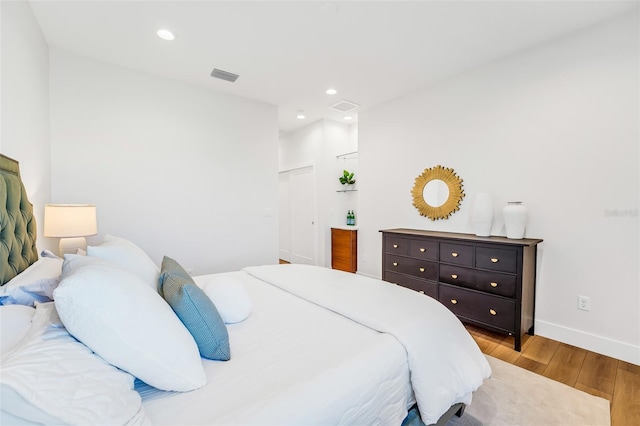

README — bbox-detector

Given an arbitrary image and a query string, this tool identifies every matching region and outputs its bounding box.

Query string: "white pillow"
[201,277,253,324]
[0,258,63,306]
[53,256,206,392]
[87,235,159,289]
[0,305,35,355]
[60,253,121,277]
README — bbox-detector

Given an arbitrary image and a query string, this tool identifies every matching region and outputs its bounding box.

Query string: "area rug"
[444,355,610,425]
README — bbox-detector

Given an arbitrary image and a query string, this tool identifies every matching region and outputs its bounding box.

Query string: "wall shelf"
[336,189,358,193]
[336,151,358,159]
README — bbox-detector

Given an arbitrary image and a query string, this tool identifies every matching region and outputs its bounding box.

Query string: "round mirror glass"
[423,179,450,207]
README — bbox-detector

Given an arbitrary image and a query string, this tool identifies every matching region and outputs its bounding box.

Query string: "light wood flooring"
[466,324,640,426]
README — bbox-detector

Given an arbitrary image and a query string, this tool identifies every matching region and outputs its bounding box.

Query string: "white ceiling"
[29,1,637,134]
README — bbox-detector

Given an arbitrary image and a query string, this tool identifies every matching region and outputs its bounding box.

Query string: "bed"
[0,153,491,425]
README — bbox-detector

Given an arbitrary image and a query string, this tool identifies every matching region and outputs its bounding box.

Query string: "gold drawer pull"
[451,252,459,257]
[491,258,499,263]
[490,282,498,288]
[419,290,425,294]
[392,262,398,267]
[451,299,458,305]
[489,309,497,316]
[393,244,399,248]
[419,248,426,252]
[451,274,458,279]
[419,267,425,272]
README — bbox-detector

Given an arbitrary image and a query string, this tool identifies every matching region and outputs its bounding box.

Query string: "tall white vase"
[472,193,493,237]
[503,201,527,239]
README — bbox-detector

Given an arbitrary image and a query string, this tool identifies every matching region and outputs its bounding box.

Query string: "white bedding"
[141,270,414,425]
[0,263,490,426]
[243,264,492,425]
[0,302,148,425]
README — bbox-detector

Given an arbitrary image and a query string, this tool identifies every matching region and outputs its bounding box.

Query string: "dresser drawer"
[440,264,516,298]
[385,236,409,256]
[408,240,438,260]
[439,284,516,332]
[384,271,437,299]
[476,246,517,273]
[385,254,437,281]
[439,243,473,266]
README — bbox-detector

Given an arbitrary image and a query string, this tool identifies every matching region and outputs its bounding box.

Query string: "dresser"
[380,228,542,351]
[331,227,357,273]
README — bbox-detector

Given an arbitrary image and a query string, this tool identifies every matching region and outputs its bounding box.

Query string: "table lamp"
[44,204,97,256]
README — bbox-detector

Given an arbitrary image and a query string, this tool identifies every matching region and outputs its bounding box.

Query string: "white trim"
[535,319,640,365]
[279,161,315,174]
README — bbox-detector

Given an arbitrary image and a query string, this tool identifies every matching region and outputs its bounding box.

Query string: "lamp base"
[58,237,87,257]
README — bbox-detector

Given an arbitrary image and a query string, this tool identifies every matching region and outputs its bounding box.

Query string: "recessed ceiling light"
[326,88,337,95]
[157,29,176,41]
[296,111,306,119]
[344,116,353,120]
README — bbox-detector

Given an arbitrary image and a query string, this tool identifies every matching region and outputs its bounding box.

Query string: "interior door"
[280,166,316,265]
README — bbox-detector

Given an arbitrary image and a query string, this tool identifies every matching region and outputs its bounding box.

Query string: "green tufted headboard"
[0,153,39,285]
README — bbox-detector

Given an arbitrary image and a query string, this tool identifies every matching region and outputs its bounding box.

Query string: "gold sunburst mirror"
[411,165,465,220]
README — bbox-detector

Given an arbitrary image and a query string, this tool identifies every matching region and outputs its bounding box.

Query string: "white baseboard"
[535,320,640,366]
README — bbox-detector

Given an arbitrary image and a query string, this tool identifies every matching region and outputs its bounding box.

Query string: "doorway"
[279,166,316,265]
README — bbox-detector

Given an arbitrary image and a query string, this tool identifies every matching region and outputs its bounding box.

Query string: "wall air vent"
[210,68,239,83]
[329,99,359,113]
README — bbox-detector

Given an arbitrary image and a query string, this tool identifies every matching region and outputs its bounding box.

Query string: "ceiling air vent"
[210,68,239,83]
[329,99,359,113]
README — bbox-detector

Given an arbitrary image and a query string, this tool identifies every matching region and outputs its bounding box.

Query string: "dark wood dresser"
[332,227,357,273]
[380,228,542,351]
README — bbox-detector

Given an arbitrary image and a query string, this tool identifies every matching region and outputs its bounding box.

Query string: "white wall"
[279,119,356,267]
[49,49,279,274]
[0,1,55,253]
[358,13,639,364]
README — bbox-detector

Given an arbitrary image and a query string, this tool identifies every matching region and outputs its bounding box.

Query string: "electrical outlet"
[578,295,591,311]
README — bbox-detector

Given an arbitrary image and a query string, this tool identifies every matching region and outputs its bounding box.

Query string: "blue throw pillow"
[158,256,230,361]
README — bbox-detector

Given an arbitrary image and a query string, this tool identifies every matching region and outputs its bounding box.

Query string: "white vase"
[472,193,493,237]
[503,202,527,239]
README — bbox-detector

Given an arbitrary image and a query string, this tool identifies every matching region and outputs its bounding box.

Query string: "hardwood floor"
[466,324,640,426]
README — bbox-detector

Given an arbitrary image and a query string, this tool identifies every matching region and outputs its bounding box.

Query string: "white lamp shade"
[44,204,98,238]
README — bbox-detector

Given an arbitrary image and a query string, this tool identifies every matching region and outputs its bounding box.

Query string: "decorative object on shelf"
[339,169,355,186]
[44,204,98,256]
[346,210,356,226]
[472,193,493,237]
[411,165,464,221]
[503,201,528,239]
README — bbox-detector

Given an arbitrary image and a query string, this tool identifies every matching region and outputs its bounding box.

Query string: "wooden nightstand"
[331,227,357,273]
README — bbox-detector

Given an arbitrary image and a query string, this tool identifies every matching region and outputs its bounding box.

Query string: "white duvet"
[244,264,492,425]
[0,302,148,425]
